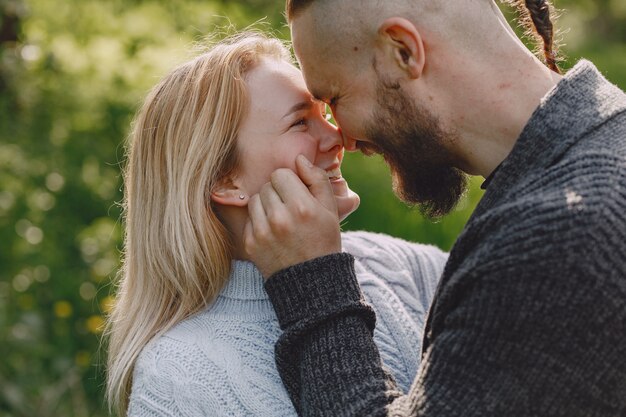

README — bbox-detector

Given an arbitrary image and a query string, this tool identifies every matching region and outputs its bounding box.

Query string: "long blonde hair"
[105,32,290,415]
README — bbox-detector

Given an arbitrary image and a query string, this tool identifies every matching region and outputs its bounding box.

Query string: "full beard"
[363,81,467,219]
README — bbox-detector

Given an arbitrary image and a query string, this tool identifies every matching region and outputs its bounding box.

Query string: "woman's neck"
[218,205,250,260]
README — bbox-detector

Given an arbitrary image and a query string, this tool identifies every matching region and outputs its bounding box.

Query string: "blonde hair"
[105,32,290,415]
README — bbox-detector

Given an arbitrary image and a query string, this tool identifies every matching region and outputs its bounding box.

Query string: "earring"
[239,194,246,200]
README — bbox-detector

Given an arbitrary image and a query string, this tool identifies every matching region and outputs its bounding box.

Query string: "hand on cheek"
[243,155,342,278]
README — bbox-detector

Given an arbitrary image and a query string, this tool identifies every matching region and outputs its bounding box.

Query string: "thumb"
[242,217,254,257]
[296,154,337,214]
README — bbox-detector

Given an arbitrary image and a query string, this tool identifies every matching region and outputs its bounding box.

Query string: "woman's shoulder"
[128,318,217,416]
[131,312,225,390]
[341,230,448,273]
[129,310,293,416]
[340,230,447,324]
[133,310,216,364]
[134,308,279,374]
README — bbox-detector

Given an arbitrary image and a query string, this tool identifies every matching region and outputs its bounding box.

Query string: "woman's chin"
[331,178,360,221]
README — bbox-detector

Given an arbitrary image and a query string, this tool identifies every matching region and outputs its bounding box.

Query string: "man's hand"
[244,155,342,278]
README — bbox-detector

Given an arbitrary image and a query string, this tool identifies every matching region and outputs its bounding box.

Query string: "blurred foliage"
[0,0,624,415]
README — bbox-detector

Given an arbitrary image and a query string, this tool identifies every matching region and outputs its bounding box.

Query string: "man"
[242,0,626,415]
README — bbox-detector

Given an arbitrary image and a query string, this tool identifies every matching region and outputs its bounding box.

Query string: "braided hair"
[505,0,561,73]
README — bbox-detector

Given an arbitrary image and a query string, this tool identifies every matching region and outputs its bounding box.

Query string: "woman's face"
[235,57,359,220]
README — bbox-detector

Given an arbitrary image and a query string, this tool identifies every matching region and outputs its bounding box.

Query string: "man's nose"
[338,128,358,152]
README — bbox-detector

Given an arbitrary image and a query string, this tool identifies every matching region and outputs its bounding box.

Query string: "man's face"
[364,79,467,218]
[291,13,467,218]
[291,13,378,148]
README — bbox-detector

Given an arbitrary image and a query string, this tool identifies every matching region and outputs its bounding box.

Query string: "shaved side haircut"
[285,0,560,73]
[285,0,316,21]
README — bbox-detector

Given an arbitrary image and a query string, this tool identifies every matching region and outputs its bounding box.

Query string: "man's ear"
[210,177,248,208]
[377,17,425,79]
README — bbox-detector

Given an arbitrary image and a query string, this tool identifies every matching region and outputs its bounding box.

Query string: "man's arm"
[265,232,626,417]
[246,157,626,416]
[264,252,401,416]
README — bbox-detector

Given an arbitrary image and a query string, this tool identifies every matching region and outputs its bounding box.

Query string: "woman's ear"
[377,17,425,79]
[210,177,248,208]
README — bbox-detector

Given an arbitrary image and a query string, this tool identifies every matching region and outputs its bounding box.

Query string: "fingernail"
[298,154,313,168]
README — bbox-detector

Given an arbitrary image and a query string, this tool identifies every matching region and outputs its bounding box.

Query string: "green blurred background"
[0,0,624,415]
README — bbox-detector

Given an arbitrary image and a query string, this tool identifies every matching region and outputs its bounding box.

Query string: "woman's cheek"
[288,144,317,169]
[273,133,318,171]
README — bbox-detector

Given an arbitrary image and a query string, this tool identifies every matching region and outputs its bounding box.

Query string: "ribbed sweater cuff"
[264,253,368,330]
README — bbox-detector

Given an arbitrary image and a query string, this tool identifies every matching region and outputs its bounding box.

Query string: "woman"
[106,32,447,416]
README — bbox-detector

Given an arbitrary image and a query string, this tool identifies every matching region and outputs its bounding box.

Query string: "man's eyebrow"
[282,100,314,119]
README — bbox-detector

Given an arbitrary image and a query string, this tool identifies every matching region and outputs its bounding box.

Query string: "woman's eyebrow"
[282,100,314,119]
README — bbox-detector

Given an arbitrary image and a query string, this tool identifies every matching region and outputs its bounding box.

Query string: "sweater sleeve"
[264,253,401,416]
[264,215,626,416]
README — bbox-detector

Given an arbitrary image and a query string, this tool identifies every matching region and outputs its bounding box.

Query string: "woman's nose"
[318,122,344,154]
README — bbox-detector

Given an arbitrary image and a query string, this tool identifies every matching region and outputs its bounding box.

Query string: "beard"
[363,80,467,219]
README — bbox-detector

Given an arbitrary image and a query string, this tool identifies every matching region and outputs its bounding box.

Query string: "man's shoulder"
[464,166,626,283]
[500,133,626,221]
[462,151,626,270]
[500,178,622,239]
[531,147,625,221]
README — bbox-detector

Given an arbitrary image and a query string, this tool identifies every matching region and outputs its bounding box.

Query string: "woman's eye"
[291,118,307,128]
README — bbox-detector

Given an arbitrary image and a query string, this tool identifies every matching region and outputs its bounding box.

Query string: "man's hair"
[285,0,560,73]
[285,0,315,21]
[506,0,561,73]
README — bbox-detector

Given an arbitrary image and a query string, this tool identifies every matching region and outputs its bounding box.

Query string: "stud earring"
[239,194,246,200]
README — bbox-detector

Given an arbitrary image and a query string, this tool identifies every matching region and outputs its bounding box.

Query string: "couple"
[107,0,626,416]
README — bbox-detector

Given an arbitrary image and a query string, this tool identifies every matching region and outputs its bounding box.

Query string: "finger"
[247,194,270,239]
[335,189,360,222]
[269,168,315,206]
[259,182,285,212]
[242,217,255,256]
[260,182,292,232]
[295,154,337,214]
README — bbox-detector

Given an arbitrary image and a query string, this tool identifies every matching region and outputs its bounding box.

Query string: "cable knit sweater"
[127,232,447,416]
[263,60,626,416]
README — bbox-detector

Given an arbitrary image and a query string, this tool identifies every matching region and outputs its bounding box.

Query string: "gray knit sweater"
[264,60,626,417]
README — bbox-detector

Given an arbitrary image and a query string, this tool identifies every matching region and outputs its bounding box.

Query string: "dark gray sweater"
[264,60,626,417]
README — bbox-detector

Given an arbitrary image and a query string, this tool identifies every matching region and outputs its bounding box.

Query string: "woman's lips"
[323,166,348,195]
[325,166,342,181]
